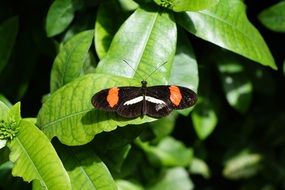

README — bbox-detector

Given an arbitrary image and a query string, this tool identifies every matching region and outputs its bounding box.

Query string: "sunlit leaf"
[258,1,285,32]
[177,0,276,69]
[154,0,219,12]
[37,73,155,146]
[45,0,75,37]
[50,30,94,92]
[56,144,117,190]
[96,7,177,85]
[8,120,71,190]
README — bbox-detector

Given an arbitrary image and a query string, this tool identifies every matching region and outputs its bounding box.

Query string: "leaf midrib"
[15,136,48,189]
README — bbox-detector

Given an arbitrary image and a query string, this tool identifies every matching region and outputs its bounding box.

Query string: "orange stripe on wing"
[169,86,182,106]
[107,87,119,107]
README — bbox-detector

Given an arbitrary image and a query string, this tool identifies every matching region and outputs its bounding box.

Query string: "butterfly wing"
[145,85,197,118]
[92,86,143,118]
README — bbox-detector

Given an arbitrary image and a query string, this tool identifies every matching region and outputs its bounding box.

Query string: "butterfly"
[91,80,197,118]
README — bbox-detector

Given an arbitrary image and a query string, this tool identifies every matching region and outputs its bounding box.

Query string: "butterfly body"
[91,80,197,118]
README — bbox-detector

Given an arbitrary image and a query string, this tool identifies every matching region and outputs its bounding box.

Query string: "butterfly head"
[141,80,147,87]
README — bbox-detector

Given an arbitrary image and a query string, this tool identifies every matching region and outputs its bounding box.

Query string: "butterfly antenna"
[145,61,168,81]
[123,60,145,80]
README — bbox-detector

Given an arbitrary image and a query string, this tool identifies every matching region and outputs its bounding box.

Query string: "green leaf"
[146,167,194,190]
[0,101,9,119]
[45,0,75,37]
[56,144,117,190]
[192,97,217,140]
[116,180,143,190]
[138,137,193,167]
[223,150,262,180]
[0,16,18,74]
[170,30,198,116]
[218,61,252,113]
[96,7,177,85]
[0,94,12,108]
[149,113,177,141]
[7,120,71,190]
[98,144,131,173]
[170,30,198,91]
[189,157,210,178]
[50,30,94,92]
[258,1,285,32]
[177,0,277,69]
[95,1,128,59]
[154,0,219,12]
[37,73,155,146]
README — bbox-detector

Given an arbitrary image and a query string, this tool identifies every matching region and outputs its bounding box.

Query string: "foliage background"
[0,0,285,190]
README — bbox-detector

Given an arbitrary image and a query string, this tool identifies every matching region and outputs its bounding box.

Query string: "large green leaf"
[8,120,71,190]
[37,73,155,146]
[146,167,194,190]
[50,30,94,93]
[56,144,117,190]
[96,7,177,85]
[154,0,219,12]
[258,1,285,32]
[0,16,18,74]
[45,0,75,37]
[177,0,276,69]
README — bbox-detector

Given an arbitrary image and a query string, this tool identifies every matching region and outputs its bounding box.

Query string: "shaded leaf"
[177,0,276,69]
[56,144,117,190]
[50,30,94,92]
[37,73,155,146]
[146,167,194,190]
[223,150,262,180]
[0,16,18,74]
[149,113,177,141]
[218,61,252,113]
[0,94,12,108]
[95,1,128,59]
[138,137,193,167]
[192,97,217,140]
[96,7,177,85]
[8,120,71,190]
[98,144,131,173]
[45,0,75,37]
[154,0,219,12]
[258,1,285,32]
